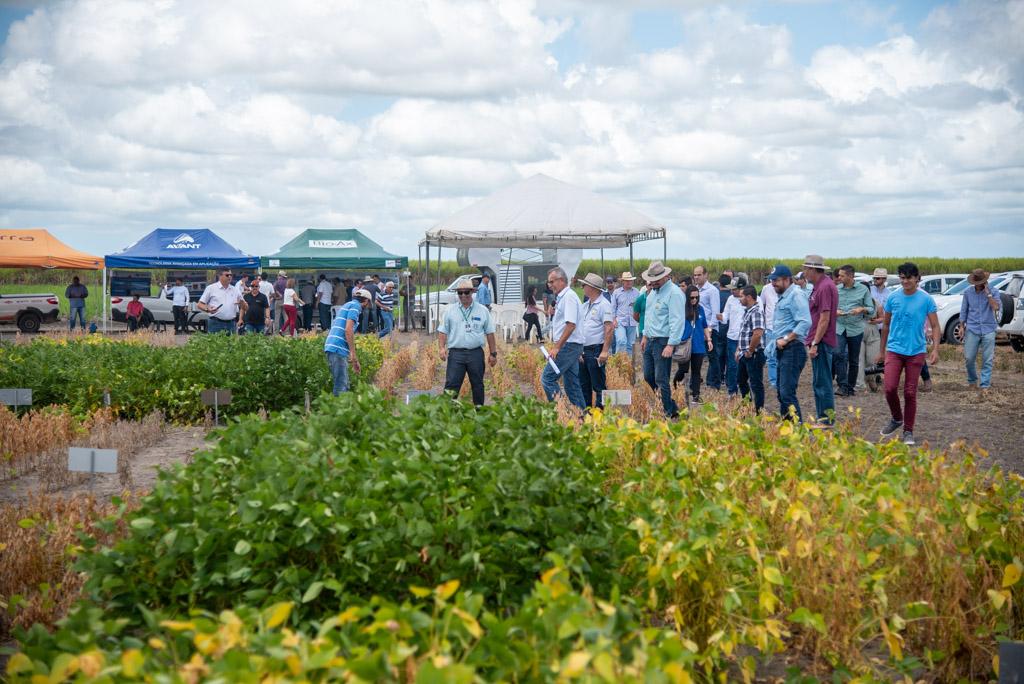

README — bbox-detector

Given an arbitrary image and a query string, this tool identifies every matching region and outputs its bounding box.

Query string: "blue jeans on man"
[737,348,766,413]
[776,341,807,422]
[726,338,739,395]
[327,351,351,395]
[706,327,728,389]
[69,305,86,330]
[643,337,678,418]
[207,317,236,335]
[378,311,394,338]
[964,330,996,388]
[541,342,586,409]
[834,331,863,394]
[579,344,607,409]
[318,303,333,331]
[243,323,265,335]
[764,329,777,387]
[811,341,835,425]
[614,325,637,356]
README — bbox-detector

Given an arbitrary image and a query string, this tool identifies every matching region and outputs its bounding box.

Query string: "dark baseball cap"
[767,264,793,281]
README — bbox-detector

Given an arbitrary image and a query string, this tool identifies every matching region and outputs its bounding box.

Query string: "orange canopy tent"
[0,228,103,270]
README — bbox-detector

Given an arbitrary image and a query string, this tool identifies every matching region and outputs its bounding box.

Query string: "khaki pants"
[858,325,881,389]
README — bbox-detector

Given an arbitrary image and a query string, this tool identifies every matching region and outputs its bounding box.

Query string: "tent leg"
[434,244,442,332]
[102,267,107,334]
[629,243,634,276]
[663,235,667,262]
[424,241,429,333]
[600,249,604,281]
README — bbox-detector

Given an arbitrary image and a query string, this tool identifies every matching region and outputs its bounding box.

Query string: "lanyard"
[459,305,473,324]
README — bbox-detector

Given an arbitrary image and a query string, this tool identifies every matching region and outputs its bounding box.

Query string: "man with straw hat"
[960,268,1002,391]
[639,260,685,419]
[858,267,890,392]
[438,278,497,406]
[802,254,838,427]
[577,273,615,409]
[610,271,640,355]
[541,266,587,410]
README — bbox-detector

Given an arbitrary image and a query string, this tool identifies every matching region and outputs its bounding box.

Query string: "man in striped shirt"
[735,285,767,413]
[325,288,370,395]
[376,281,397,338]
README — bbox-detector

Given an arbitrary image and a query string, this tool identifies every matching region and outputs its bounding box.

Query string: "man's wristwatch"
[489,351,497,357]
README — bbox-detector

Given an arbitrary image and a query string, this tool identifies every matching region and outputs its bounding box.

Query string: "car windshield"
[943,276,1007,296]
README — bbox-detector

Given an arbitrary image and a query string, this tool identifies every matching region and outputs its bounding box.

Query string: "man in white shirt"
[758,277,779,388]
[198,268,246,335]
[162,277,191,334]
[576,273,614,409]
[541,267,586,410]
[257,275,275,333]
[315,274,334,332]
[717,276,747,396]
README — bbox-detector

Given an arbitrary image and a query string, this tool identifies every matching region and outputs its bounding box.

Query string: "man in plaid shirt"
[735,285,767,413]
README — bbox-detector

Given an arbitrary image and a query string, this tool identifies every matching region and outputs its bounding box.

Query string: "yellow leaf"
[5,653,32,675]
[265,601,294,629]
[563,651,592,677]
[763,566,784,585]
[286,654,303,677]
[452,607,483,639]
[987,589,1007,610]
[1002,562,1022,588]
[337,606,361,625]
[148,637,166,650]
[540,566,562,586]
[592,652,616,682]
[159,620,196,632]
[663,662,693,684]
[78,651,105,678]
[409,585,432,598]
[435,579,460,601]
[121,649,144,677]
[779,422,793,436]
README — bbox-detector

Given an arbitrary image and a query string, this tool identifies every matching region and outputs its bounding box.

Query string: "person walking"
[523,285,543,343]
[758,277,778,389]
[280,277,303,336]
[65,276,89,331]
[314,274,333,332]
[834,265,877,397]
[717,276,746,396]
[199,268,246,335]
[709,273,732,389]
[858,268,890,392]
[256,275,275,334]
[767,264,811,422]
[960,268,1001,391]
[476,274,493,310]
[273,271,287,333]
[438,278,497,406]
[802,255,838,427]
[610,271,640,355]
[541,267,586,410]
[639,261,685,419]
[693,266,719,387]
[735,285,767,413]
[672,284,712,404]
[876,262,940,445]
[299,278,316,331]
[162,277,191,334]
[240,281,271,334]
[325,288,370,395]
[361,276,380,334]
[376,281,397,338]
[577,273,614,409]
[400,275,418,330]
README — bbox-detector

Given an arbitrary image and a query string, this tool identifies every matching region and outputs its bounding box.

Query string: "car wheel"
[17,311,42,333]
[945,317,964,345]
[1012,337,1024,353]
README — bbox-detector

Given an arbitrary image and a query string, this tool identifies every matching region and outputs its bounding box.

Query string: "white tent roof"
[422,174,666,249]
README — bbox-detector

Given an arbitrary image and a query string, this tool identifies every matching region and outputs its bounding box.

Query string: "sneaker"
[921,379,932,392]
[880,419,903,437]
[901,430,915,445]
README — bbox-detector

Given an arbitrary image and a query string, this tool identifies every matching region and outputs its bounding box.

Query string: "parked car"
[0,293,60,332]
[111,294,209,331]
[887,274,967,296]
[932,272,1022,345]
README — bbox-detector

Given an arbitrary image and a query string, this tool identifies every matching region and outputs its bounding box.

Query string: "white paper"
[540,345,561,375]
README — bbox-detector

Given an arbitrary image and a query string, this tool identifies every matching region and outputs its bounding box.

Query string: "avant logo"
[167,233,201,249]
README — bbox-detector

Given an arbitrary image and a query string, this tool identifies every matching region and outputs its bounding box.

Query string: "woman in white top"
[281,277,304,336]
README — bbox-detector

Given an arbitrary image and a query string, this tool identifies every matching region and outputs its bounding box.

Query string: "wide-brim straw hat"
[620,271,636,281]
[642,261,672,283]
[872,267,888,278]
[802,254,828,270]
[453,278,478,291]
[967,268,989,285]
[578,272,607,291]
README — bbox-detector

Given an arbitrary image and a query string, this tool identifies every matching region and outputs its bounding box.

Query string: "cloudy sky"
[1,0,1022,261]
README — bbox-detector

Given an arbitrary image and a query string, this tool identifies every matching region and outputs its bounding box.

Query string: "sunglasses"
[689,296,699,300]
[456,290,474,295]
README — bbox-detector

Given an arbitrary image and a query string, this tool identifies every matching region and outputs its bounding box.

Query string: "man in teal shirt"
[834,265,878,397]
[439,278,498,406]
[640,261,685,418]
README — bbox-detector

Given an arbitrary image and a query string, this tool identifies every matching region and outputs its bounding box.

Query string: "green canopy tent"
[261,229,408,270]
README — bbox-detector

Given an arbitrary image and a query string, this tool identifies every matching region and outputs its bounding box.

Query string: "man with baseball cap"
[639,261,685,419]
[577,273,615,409]
[610,271,640,356]
[960,268,1002,390]
[802,255,838,426]
[767,264,811,422]
[324,287,371,395]
[438,278,497,406]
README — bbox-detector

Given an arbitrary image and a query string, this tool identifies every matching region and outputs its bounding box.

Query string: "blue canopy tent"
[102,228,258,331]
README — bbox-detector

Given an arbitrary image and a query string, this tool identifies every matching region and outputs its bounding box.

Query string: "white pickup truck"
[0,293,61,332]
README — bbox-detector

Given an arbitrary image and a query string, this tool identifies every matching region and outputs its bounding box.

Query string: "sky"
[1,0,1022,262]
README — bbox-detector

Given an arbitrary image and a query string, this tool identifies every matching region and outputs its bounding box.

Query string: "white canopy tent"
[418,173,667,327]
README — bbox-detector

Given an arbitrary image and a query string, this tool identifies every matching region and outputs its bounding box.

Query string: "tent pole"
[600,249,604,281]
[102,267,107,334]
[424,241,429,333]
[663,233,667,262]
[435,243,442,332]
[629,242,634,276]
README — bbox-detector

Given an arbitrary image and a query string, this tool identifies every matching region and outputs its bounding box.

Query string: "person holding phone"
[198,268,246,335]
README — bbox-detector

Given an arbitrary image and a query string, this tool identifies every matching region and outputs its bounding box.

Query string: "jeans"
[858,325,881,389]
[672,353,705,401]
[726,338,739,394]
[243,323,265,335]
[643,337,678,418]
[834,331,863,394]
[327,351,351,395]
[811,342,836,425]
[707,327,727,389]
[613,325,637,355]
[69,305,86,330]
[207,317,236,335]
[776,341,807,422]
[302,303,314,331]
[523,313,543,342]
[445,347,485,405]
[578,344,607,409]
[541,342,586,410]
[318,303,333,332]
[883,351,925,431]
[172,305,188,333]
[964,330,996,388]
[737,349,766,413]
[764,329,777,387]
[378,311,394,338]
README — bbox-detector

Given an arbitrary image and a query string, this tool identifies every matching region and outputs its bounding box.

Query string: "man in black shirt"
[240,281,271,334]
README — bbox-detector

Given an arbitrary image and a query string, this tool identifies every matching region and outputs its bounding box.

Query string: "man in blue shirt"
[640,261,685,419]
[610,272,640,355]
[475,274,493,309]
[438,279,497,406]
[324,289,370,395]
[577,273,614,409]
[959,268,1001,390]
[768,264,811,422]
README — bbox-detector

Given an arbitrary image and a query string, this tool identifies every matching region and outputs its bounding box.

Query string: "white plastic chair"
[497,308,524,342]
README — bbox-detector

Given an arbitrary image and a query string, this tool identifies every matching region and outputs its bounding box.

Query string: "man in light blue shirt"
[609,272,639,355]
[640,261,685,418]
[475,274,493,309]
[577,273,614,409]
[768,264,811,422]
[439,279,497,406]
[541,267,586,409]
[960,268,1001,389]
[324,289,369,395]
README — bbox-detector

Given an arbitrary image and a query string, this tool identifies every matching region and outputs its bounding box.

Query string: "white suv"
[932,272,1022,346]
